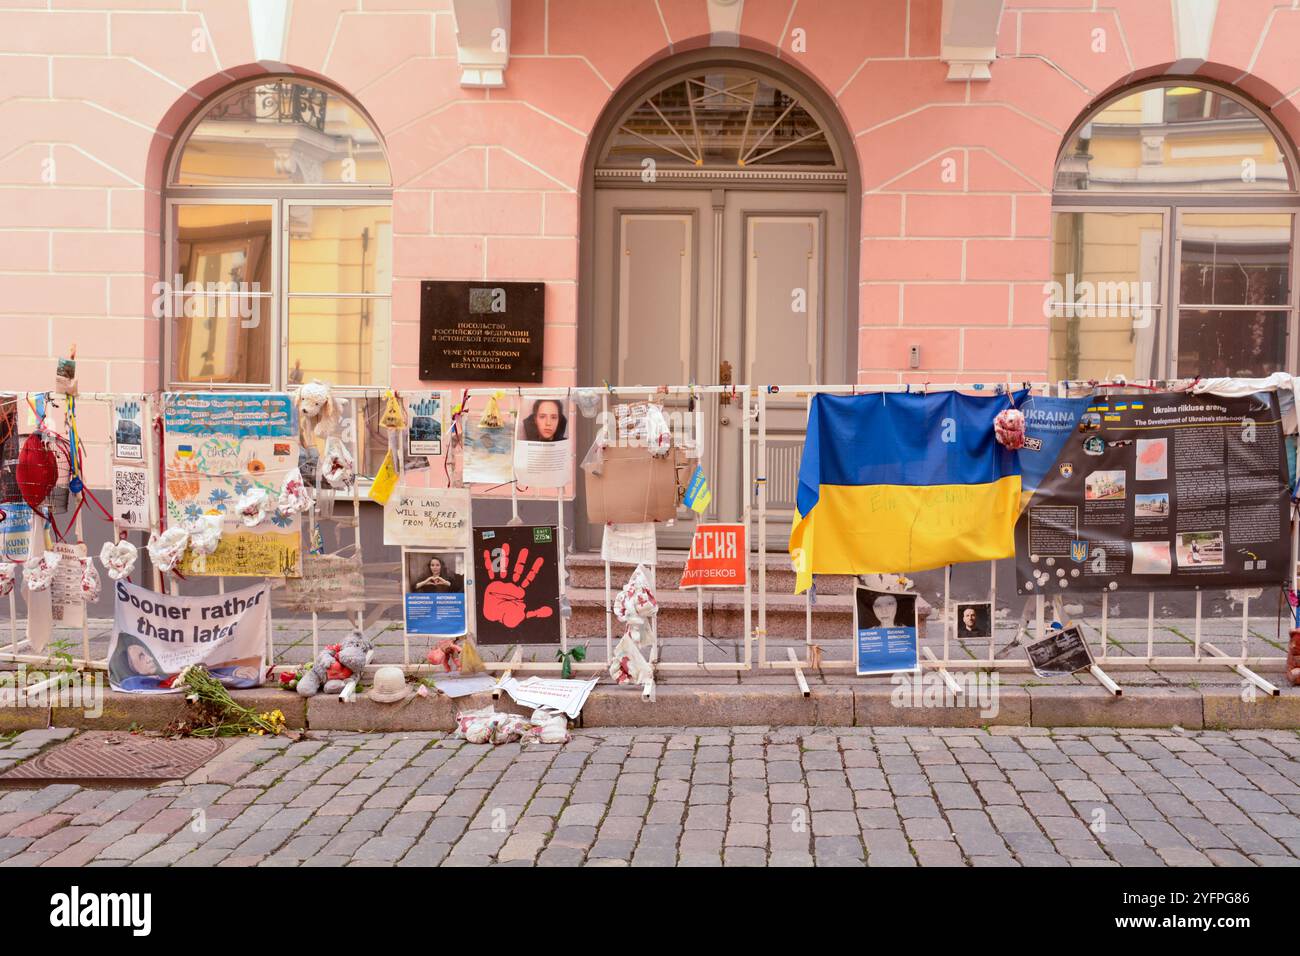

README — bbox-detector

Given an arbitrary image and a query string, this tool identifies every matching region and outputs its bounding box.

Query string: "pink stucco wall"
[3,0,1300,410]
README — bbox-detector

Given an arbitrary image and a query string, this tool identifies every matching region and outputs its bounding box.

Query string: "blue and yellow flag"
[789,390,1023,593]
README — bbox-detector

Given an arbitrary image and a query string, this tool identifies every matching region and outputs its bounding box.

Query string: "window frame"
[1052,80,1300,380]
[163,76,393,393]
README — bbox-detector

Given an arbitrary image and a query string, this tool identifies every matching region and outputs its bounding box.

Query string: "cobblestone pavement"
[2,726,1300,867]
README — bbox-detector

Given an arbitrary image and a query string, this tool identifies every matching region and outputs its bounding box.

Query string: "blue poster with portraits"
[853,585,920,676]
[404,550,467,636]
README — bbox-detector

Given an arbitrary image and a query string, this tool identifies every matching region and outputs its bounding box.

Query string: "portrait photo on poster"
[955,601,993,640]
[513,397,572,488]
[474,525,561,645]
[403,550,467,637]
[853,585,920,676]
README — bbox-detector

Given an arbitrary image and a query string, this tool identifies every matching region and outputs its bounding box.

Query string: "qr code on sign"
[113,466,149,530]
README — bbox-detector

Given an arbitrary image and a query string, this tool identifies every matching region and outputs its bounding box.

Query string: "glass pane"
[287,297,390,387]
[1177,308,1288,377]
[287,205,392,294]
[174,204,272,291]
[1055,84,1292,192]
[174,80,390,185]
[171,295,273,385]
[1179,212,1291,306]
[1048,211,1163,382]
[603,71,836,169]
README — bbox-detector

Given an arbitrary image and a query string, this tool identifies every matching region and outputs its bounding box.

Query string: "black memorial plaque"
[419,281,545,382]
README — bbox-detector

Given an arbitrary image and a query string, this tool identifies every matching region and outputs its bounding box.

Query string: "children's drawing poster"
[162,392,301,577]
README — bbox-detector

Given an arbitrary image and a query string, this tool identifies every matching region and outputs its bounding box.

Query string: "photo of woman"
[521,398,568,443]
[410,553,464,594]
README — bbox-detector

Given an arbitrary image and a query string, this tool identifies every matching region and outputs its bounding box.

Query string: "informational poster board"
[853,585,920,676]
[1016,391,1289,593]
[109,579,267,693]
[162,392,301,577]
[513,398,572,488]
[403,549,468,636]
[473,525,560,645]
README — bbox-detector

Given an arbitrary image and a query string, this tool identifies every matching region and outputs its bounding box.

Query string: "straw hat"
[368,666,409,704]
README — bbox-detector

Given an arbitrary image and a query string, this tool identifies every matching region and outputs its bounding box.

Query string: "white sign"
[383,486,472,548]
[112,465,150,530]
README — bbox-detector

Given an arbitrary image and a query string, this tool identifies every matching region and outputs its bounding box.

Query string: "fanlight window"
[1056,84,1291,193]
[172,79,390,186]
[600,70,838,170]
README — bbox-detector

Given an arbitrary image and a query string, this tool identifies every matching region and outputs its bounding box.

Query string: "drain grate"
[0,731,226,785]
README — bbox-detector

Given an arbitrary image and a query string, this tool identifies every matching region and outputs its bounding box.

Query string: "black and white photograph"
[1024,624,1094,677]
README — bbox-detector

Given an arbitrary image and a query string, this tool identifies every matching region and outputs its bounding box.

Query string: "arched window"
[1050,81,1298,381]
[597,68,842,179]
[165,78,392,390]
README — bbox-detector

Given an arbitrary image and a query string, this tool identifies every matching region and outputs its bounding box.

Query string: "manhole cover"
[0,731,226,785]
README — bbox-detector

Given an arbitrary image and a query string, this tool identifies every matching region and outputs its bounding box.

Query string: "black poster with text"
[1016,390,1289,593]
[419,281,545,382]
[472,525,561,644]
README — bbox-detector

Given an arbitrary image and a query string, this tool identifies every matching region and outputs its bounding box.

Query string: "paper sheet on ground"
[432,674,498,699]
[496,676,597,718]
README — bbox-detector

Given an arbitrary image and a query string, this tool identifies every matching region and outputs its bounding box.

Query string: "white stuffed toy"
[24,552,61,592]
[184,513,224,555]
[236,487,273,528]
[99,540,138,581]
[0,561,15,596]
[147,526,190,574]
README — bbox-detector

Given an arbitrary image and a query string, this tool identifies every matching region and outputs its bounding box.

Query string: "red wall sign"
[678,523,747,589]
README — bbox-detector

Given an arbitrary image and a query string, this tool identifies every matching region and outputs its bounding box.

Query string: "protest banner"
[109,579,268,693]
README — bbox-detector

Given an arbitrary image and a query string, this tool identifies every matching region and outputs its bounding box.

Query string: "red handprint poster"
[473,525,561,645]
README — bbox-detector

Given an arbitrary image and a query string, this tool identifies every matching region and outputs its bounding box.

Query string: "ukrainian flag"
[789,390,1023,593]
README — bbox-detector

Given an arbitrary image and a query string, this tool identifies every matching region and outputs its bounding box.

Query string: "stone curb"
[3,682,1296,732]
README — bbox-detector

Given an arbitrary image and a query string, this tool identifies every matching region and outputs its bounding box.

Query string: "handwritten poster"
[162,392,301,577]
[384,486,471,548]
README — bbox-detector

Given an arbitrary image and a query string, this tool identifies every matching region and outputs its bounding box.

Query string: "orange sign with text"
[678,523,747,589]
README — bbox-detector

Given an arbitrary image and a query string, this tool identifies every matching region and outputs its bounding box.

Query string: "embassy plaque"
[419,281,545,382]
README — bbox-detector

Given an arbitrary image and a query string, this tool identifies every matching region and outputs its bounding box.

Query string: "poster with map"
[162,392,301,577]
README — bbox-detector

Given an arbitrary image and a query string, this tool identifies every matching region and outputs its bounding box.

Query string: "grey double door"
[586,186,849,550]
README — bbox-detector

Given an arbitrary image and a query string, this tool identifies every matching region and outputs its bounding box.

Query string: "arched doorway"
[578,51,859,550]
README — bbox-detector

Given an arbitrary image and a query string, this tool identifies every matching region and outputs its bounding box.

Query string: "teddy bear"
[295,630,373,696]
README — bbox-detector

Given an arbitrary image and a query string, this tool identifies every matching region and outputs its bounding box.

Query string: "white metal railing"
[0,383,1291,703]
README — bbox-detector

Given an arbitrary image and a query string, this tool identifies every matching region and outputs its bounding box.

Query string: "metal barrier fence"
[0,383,1292,702]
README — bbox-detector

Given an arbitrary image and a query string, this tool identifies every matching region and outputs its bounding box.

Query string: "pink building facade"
[3,0,1300,470]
